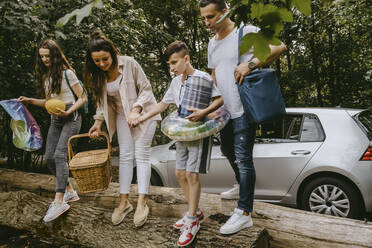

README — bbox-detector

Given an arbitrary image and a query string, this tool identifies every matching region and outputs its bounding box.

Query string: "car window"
[355,110,372,140]
[169,143,176,150]
[300,115,325,142]
[256,115,303,143]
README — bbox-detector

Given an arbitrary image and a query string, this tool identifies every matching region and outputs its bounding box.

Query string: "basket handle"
[67,132,111,162]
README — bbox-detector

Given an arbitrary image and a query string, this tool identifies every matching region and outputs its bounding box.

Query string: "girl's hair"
[35,39,73,97]
[84,30,119,105]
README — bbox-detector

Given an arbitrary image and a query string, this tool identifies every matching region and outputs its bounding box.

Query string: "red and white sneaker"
[173,210,204,230]
[177,218,200,247]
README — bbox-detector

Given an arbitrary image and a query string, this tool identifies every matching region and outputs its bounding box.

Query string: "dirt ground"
[0,225,82,248]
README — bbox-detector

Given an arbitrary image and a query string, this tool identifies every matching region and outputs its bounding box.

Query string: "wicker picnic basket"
[68,132,111,193]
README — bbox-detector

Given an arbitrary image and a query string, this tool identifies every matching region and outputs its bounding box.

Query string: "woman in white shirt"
[85,31,160,227]
[18,39,87,222]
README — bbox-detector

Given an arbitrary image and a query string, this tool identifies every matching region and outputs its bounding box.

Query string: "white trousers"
[116,115,156,194]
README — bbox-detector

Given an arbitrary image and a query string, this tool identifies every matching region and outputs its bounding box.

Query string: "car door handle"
[291,150,311,155]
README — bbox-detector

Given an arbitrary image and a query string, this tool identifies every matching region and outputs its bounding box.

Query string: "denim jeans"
[221,114,256,212]
[45,109,81,193]
[233,114,256,212]
[220,120,240,183]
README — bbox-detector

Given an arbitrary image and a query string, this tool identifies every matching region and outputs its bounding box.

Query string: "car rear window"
[300,115,325,142]
[355,110,372,140]
[256,115,303,143]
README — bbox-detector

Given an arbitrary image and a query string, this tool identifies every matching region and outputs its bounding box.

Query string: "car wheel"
[301,177,363,219]
[150,169,163,186]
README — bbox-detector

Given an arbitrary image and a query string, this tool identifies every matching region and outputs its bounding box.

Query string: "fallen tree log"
[1,168,372,248]
[0,191,269,248]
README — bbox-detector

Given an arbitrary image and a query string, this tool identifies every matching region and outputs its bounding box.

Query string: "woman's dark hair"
[84,30,119,105]
[35,39,73,97]
[199,0,227,11]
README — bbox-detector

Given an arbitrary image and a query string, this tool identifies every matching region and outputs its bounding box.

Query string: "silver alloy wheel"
[309,184,350,217]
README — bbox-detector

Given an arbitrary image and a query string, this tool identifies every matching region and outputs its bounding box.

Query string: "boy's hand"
[138,114,147,124]
[128,111,140,127]
[185,108,206,122]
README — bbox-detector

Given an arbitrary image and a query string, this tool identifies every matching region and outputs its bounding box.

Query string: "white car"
[144,108,372,219]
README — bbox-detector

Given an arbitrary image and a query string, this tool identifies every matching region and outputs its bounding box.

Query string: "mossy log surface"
[1,168,372,248]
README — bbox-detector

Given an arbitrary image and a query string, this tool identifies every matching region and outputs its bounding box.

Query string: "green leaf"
[239,32,255,55]
[262,4,278,16]
[56,0,103,27]
[93,0,104,8]
[288,0,295,8]
[272,22,284,35]
[75,3,94,25]
[56,9,79,27]
[240,31,281,61]
[267,36,282,46]
[55,31,67,40]
[277,8,293,22]
[251,3,264,20]
[253,34,271,62]
[294,0,311,16]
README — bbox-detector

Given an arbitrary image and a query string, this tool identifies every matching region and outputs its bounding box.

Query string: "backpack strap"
[237,26,243,66]
[64,69,78,101]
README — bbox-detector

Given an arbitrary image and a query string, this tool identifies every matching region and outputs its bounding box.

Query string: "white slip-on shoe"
[220,184,240,200]
[43,201,70,222]
[63,190,80,203]
[220,208,253,235]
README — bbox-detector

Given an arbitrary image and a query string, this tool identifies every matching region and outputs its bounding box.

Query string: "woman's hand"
[128,111,141,128]
[18,96,32,104]
[88,122,102,138]
[52,108,72,117]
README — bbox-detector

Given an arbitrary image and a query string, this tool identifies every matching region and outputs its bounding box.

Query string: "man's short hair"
[164,41,189,60]
[199,0,227,11]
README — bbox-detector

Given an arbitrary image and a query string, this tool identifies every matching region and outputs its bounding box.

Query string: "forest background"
[0,0,370,170]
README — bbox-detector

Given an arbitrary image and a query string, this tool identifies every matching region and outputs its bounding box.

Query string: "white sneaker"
[43,201,70,222]
[173,210,204,230]
[63,190,80,203]
[177,217,200,247]
[220,184,239,199]
[220,208,253,234]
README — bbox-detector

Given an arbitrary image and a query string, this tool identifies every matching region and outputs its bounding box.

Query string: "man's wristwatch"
[248,60,256,70]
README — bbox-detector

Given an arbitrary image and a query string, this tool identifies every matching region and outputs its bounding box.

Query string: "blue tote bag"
[236,27,286,123]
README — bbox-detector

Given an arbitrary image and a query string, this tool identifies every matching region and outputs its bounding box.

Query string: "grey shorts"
[175,136,213,174]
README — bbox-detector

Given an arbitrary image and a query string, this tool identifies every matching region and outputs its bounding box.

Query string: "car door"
[198,137,236,193]
[166,138,236,193]
[254,113,325,200]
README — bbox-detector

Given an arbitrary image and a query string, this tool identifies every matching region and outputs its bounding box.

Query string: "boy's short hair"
[164,41,189,61]
[199,0,227,11]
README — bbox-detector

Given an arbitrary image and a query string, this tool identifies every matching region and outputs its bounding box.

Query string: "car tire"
[150,169,163,186]
[300,176,363,219]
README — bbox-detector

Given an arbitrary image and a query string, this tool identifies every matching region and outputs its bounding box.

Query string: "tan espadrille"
[133,204,149,227]
[111,203,133,225]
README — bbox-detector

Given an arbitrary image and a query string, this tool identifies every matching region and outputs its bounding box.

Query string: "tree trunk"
[0,191,269,248]
[1,168,372,248]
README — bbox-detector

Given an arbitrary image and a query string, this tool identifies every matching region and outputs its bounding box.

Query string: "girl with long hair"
[18,39,87,222]
[85,31,160,227]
